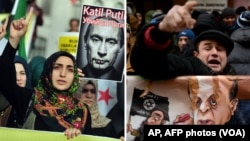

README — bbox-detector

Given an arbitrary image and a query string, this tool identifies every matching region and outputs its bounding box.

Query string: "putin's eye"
[106,39,117,46]
[90,37,101,43]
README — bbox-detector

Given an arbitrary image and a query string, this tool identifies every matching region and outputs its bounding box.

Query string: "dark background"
[127,0,234,14]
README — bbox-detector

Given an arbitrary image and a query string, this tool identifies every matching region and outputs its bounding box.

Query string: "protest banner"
[0,127,119,141]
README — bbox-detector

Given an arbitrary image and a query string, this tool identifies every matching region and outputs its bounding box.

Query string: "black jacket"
[228,27,250,75]
[0,42,33,127]
[130,23,236,80]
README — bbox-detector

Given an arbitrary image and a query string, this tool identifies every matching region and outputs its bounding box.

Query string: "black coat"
[0,42,33,127]
[130,23,236,80]
[228,27,250,75]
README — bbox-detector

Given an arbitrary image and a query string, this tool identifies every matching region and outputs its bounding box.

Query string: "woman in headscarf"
[0,16,34,128]
[0,9,91,139]
[32,51,92,138]
[5,56,33,127]
[76,79,117,138]
[14,56,32,90]
[0,55,33,127]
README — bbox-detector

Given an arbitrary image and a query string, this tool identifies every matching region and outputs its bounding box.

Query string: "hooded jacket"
[228,27,250,75]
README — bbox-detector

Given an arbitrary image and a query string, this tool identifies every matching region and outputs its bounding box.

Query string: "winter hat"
[221,7,236,19]
[150,10,165,24]
[151,10,163,19]
[236,11,250,27]
[145,10,156,23]
[177,29,195,40]
[235,6,246,15]
[193,13,220,35]
[193,30,234,56]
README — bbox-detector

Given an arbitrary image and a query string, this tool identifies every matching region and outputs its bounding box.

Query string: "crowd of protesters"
[126,1,250,140]
[0,2,125,141]
[127,1,250,75]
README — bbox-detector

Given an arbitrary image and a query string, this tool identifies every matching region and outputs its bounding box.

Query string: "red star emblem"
[70,0,77,4]
[98,88,113,105]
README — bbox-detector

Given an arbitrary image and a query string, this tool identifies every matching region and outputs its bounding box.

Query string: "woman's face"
[79,83,96,107]
[15,63,27,87]
[51,56,75,91]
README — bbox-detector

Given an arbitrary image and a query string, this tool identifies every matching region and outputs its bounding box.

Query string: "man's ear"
[230,98,238,116]
[193,50,198,56]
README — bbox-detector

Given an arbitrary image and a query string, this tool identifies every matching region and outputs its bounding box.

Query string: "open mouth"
[208,59,220,67]
[208,59,220,65]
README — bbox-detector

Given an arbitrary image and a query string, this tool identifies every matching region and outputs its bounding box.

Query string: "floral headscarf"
[36,51,79,97]
[33,51,88,130]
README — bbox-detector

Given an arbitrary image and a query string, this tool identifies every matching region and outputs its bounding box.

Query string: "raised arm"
[158,1,197,33]
[0,8,34,126]
[9,7,33,48]
[130,1,198,80]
